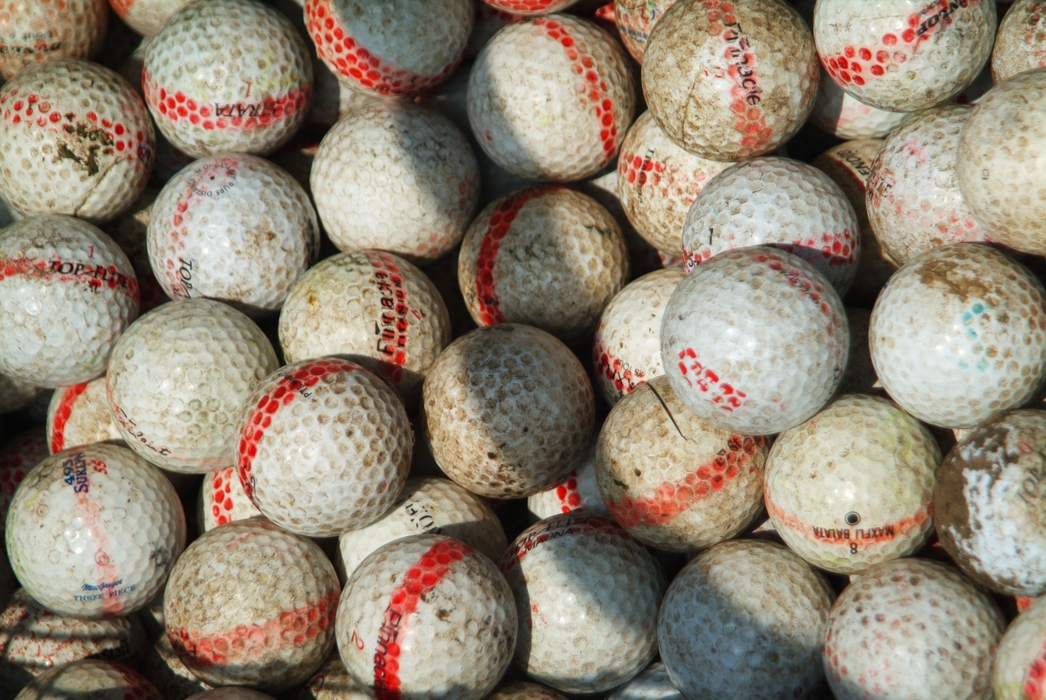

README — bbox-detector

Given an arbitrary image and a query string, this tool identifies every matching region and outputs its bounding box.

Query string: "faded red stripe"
[533,17,619,164]
[373,539,472,700]
[764,493,932,546]
[501,515,629,569]
[593,339,647,397]
[474,185,561,326]
[50,382,89,453]
[237,358,354,501]
[0,257,139,302]
[169,589,339,671]
[605,435,764,527]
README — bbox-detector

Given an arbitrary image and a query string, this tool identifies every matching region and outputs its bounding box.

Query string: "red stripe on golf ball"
[605,435,764,527]
[0,257,139,302]
[237,358,355,502]
[50,382,89,453]
[169,589,339,669]
[372,538,473,700]
[305,0,462,97]
[142,68,311,132]
[474,185,562,326]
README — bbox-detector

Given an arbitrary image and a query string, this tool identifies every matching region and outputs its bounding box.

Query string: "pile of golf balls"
[2,0,1046,698]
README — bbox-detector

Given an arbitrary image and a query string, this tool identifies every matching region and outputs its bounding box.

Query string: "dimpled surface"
[46,377,122,454]
[869,244,1046,428]
[111,0,196,36]
[935,410,1046,595]
[305,0,471,97]
[106,299,279,472]
[0,215,138,388]
[143,0,312,158]
[659,539,833,699]
[148,154,318,316]
[336,476,506,580]
[12,660,162,700]
[287,653,370,700]
[0,587,146,699]
[596,377,768,551]
[837,308,882,395]
[236,358,411,537]
[616,112,733,257]
[0,0,106,81]
[682,157,860,295]
[423,324,595,499]
[278,251,451,405]
[867,105,988,265]
[164,518,339,692]
[613,0,678,62]
[500,514,664,693]
[5,443,186,619]
[336,534,516,700]
[809,68,916,139]
[957,69,1046,254]
[527,441,609,521]
[815,0,997,112]
[467,15,636,181]
[310,101,479,264]
[196,467,262,532]
[661,247,849,435]
[994,595,1046,700]
[487,682,567,699]
[765,394,939,574]
[642,0,818,161]
[811,139,897,307]
[824,558,1004,700]
[993,0,1046,82]
[0,60,154,223]
[458,186,629,344]
[606,662,683,700]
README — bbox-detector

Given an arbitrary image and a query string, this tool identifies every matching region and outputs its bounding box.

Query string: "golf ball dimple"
[5,443,187,619]
[164,518,340,692]
[336,534,517,700]
[143,0,313,158]
[196,467,263,532]
[423,324,595,499]
[596,377,769,552]
[500,513,665,694]
[305,0,472,97]
[613,0,677,62]
[808,68,916,140]
[993,595,1046,700]
[457,185,630,345]
[681,156,861,296]
[992,0,1046,83]
[0,0,107,81]
[866,104,989,265]
[661,247,849,435]
[764,393,939,574]
[147,153,319,316]
[0,215,138,388]
[527,441,609,521]
[824,558,1004,700]
[278,250,451,406]
[106,299,280,473]
[642,0,819,161]
[310,100,479,265]
[869,243,1046,428]
[12,659,163,700]
[814,0,997,112]
[0,59,154,223]
[467,14,636,181]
